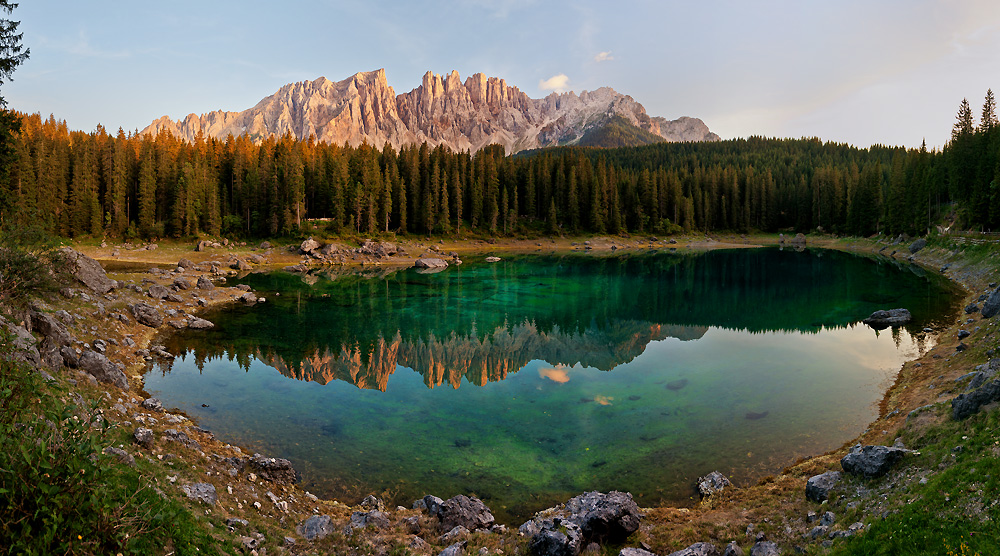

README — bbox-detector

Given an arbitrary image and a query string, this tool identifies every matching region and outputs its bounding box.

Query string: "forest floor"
[32,232,1000,555]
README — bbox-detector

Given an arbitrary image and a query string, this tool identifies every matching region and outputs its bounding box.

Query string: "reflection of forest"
[260,320,706,390]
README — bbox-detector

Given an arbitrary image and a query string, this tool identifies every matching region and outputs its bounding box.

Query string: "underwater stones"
[433,494,495,532]
[666,378,688,391]
[805,471,841,503]
[247,454,297,484]
[130,302,163,327]
[297,514,335,540]
[745,411,769,421]
[181,482,217,505]
[696,471,732,497]
[666,542,720,556]
[840,444,907,478]
[861,308,911,330]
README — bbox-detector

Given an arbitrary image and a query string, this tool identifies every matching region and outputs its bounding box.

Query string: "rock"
[178,258,195,269]
[861,308,911,330]
[666,542,719,556]
[791,233,806,245]
[259,241,273,250]
[965,303,980,314]
[840,445,907,477]
[805,471,841,502]
[240,292,258,304]
[908,238,927,254]
[750,541,780,556]
[187,317,215,330]
[59,345,79,368]
[226,517,250,529]
[529,518,582,556]
[133,427,155,449]
[345,510,390,534]
[820,511,835,526]
[102,446,136,467]
[696,471,732,497]
[131,303,163,327]
[196,275,214,290]
[141,397,163,411]
[181,482,217,505]
[0,317,40,367]
[78,350,128,389]
[30,310,73,347]
[297,514,335,540]
[439,525,470,544]
[415,257,449,269]
[232,259,252,271]
[300,237,322,254]
[952,377,1000,419]
[409,535,431,552]
[485,256,501,262]
[958,329,971,340]
[58,248,117,294]
[439,541,467,556]
[247,454,297,484]
[361,494,385,511]
[523,491,641,547]
[808,525,829,539]
[195,240,211,252]
[982,288,1000,319]
[433,494,495,532]
[723,542,741,556]
[620,549,657,556]
[163,429,201,449]
[423,495,445,515]
[173,277,193,290]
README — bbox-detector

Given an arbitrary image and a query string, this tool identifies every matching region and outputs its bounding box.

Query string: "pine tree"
[980,89,997,133]
[953,98,975,141]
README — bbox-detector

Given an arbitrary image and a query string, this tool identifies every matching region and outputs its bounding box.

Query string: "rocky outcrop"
[78,350,128,389]
[246,454,297,484]
[840,444,907,478]
[982,287,1000,319]
[521,491,641,549]
[427,494,494,532]
[141,69,719,154]
[861,308,911,330]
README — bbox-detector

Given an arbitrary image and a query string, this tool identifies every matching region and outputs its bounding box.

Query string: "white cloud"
[594,51,613,63]
[539,73,570,92]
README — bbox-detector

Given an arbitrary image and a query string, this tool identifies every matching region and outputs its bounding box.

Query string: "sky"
[6,0,1000,149]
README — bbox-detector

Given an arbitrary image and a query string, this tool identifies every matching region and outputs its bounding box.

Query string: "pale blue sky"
[7,0,1000,148]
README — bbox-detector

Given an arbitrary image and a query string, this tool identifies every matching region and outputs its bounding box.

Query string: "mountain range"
[142,69,720,153]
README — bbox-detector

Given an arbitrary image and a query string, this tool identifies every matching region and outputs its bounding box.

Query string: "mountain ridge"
[142,68,720,153]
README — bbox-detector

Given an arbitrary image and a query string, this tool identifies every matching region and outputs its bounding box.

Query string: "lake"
[144,247,959,522]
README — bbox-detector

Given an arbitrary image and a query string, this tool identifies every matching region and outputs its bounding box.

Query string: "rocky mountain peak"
[141,68,719,152]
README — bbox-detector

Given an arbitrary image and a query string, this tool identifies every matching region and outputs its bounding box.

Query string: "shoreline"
[48,233,998,552]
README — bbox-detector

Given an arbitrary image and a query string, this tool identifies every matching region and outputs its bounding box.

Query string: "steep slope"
[142,69,719,153]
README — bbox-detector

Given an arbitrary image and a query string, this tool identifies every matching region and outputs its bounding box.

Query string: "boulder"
[805,470,841,503]
[177,258,195,269]
[133,427,155,449]
[181,482,217,505]
[131,303,163,327]
[195,240,211,252]
[59,346,79,368]
[258,241,273,250]
[78,350,128,389]
[344,510,390,534]
[297,515,335,541]
[240,292,258,304]
[360,494,384,511]
[187,317,215,330]
[723,542,741,556]
[232,259,252,271]
[696,471,732,497]
[58,248,117,294]
[983,287,1000,319]
[522,491,641,547]
[439,541,468,556]
[750,541,780,556]
[196,276,215,290]
[620,549,658,556]
[667,542,720,556]
[529,518,582,556]
[247,455,297,484]
[791,233,807,245]
[148,284,170,300]
[840,444,907,477]
[861,308,911,330]
[102,446,136,467]
[908,238,927,254]
[952,377,1000,419]
[433,494,495,532]
[0,317,40,367]
[30,310,73,347]
[173,277,193,290]
[300,237,322,255]
[414,258,449,269]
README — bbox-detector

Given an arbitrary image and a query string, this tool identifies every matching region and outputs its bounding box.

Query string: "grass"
[0,352,236,555]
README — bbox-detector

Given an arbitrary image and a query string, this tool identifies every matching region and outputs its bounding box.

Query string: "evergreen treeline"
[3,91,999,239]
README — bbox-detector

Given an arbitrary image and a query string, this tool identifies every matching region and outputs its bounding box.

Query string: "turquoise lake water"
[143,248,959,522]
